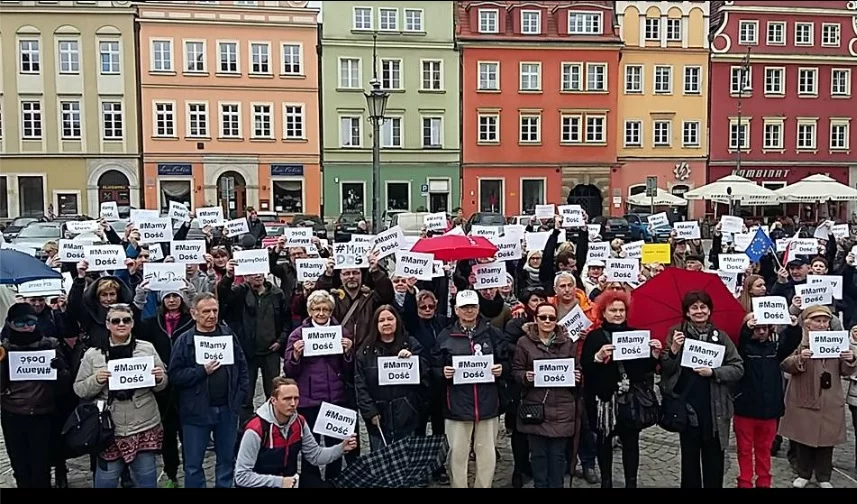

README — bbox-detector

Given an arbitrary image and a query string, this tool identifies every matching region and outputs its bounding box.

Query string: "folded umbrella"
[410,235,498,262]
[331,434,448,488]
[0,249,64,285]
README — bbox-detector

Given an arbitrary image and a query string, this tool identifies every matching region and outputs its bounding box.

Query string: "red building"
[709,1,857,219]
[457,1,621,218]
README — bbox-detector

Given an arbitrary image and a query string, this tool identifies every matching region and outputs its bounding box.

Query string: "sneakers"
[793,477,809,488]
[819,482,833,489]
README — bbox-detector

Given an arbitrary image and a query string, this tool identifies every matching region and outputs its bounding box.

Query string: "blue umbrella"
[0,249,63,285]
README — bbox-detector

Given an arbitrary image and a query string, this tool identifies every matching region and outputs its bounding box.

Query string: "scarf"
[478,292,504,319]
[394,291,407,308]
[522,251,542,286]
[7,328,43,347]
[685,321,716,343]
[164,311,181,337]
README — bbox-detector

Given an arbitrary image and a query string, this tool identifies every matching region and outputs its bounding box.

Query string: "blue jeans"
[529,435,569,488]
[93,452,157,488]
[182,406,239,488]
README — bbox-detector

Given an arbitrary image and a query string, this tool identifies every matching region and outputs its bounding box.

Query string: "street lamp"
[365,78,390,234]
[732,48,751,216]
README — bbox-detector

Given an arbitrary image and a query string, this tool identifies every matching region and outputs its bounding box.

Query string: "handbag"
[519,390,549,425]
[658,378,694,433]
[615,363,660,431]
[61,350,116,457]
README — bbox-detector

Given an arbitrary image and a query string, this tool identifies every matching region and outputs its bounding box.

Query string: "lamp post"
[732,47,751,216]
[365,78,389,234]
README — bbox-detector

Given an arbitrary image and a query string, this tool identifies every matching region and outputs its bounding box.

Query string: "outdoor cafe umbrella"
[0,249,63,285]
[774,173,857,203]
[332,434,448,489]
[410,234,498,262]
[682,174,778,204]
[627,188,688,207]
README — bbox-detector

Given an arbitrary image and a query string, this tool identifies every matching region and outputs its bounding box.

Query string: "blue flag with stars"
[745,227,775,263]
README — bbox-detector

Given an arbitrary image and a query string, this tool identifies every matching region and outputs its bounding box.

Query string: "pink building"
[137,0,320,219]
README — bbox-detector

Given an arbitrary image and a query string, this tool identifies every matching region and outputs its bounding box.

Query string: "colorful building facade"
[138,0,321,219]
[614,1,710,219]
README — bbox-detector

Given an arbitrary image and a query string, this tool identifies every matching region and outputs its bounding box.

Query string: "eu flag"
[745,227,775,263]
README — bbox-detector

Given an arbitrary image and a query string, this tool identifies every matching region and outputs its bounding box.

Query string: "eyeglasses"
[537,315,558,322]
[418,303,436,311]
[109,317,133,326]
[11,319,37,329]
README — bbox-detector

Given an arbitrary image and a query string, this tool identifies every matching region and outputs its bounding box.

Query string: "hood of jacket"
[254,400,299,438]
[522,321,571,345]
[82,275,134,323]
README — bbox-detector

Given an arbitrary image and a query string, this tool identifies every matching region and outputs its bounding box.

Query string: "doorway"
[430,193,449,213]
[567,184,603,218]
[217,171,246,219]
[98,170,131,210]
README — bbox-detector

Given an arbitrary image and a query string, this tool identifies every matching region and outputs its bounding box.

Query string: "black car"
[465,212,506,234]
[334,212,366,242]
[2,217,40,240]
[291,214,328,240]
[592,216,631,242]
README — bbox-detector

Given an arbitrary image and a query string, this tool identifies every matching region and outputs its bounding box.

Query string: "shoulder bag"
[615,362,660,431]
[519,390,549,425]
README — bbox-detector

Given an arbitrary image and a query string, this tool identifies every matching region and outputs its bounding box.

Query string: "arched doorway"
[567,184,603,218]
[671,184,690,220]
[98,170,130,207]
[217,171,247,220]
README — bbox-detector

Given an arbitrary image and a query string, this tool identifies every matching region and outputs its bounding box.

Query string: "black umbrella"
[0,249,63,285]
[331,435,448,489]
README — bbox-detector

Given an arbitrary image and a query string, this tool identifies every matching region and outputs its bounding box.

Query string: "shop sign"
[157,164,193,176]
[271,165,304,177]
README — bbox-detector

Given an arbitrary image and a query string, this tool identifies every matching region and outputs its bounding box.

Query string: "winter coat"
[283,318,354,409]
[66,275,134,349]
[0,332,71,415]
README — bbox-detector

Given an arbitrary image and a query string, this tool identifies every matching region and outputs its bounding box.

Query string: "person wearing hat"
[581,260,605,298]
[779,304,857,488]
[771,256,810,303]
[683,253,705,272]
[0,303,71,488]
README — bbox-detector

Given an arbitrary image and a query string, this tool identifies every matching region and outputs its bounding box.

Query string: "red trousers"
[733,415,777,488]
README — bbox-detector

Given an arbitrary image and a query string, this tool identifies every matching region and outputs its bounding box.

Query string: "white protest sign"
[352,235,375,244]
[312,402,357,440]
[100,201,119,221]
[808,275,843,300]
[143,263,185,291]
[373,226,403,260]
[432,260,445,278]
[58,239,86,263]
[2,243,35,256]
[148,243,165,262]
[534,358,575,387]
[296,258,326,282]
[196,207,224,227]
[606,258,640,283]
[423,213,447,232]
[776,238,792,252]
[233,249,269,276]
[717,270,739,293]
[398,235,418,252]
[503,224,525,243]
[719,253,750,273]
[108,356,156,391]
[66,220,99,235]
[673,221,701,240]
[588,224,602,240]
[752,296,791,325]
[225,218,250,238]
[194,335,235,365]
[720,215,744,234]
[284,227,313,247]
[137,218,172,245]
[814,223,830,240]
[377,356,421,386]
[17,278,64,298]
[558,305,592,342]
[471,225,501,239]
[452,354,495,385]
[534,204,556,220]
[680,339,725,369]
[621,241,644,260]
[84,245,125,271]
[558,205,584,228]
[732,233,753,252]
[472,262,506,290]
[130,209,159,225]
[334,241,372,269]
[302,326,344,357]
[445,226,465,236]
[809,331,849,359]
[171,240,207,264]
[395,251,434,281]
[169,201,191,223]
[494,236,522,262]
[790,238,819,256]
[612,331,650,361]
[795,283,833,307]
[587,242,610,262]
[8,350,57,381]
[831,224,849,240]
[648,213,669,229]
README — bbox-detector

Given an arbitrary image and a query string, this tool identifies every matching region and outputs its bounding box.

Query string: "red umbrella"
[627,267,745,343]
[410,235,498,262]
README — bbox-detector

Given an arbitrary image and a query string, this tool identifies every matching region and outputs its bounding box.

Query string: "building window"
[339,58,360,89]
[766,22,785,45]
[185,41,205,73]
[624,65,642,93]
[102,102,123,140]
[684,66,701,94]
[797,121,816,149]
[479,9,498,33]
[795,23,813,45]
[568,11,601,34]
[99,41,120,74]
[666,19,681,41]
[521,179,545,214]
[561,115,582,143]
[381,116,402,148]
[739,21,758,44]
[187,103,208,137]
[379,8,398,31]
[284,105,304,139]
[478,114,499,143]
[386,182,409,211]
[340,116,361,148]
[653,120,671,146]
[282,44,302,75]
[822,23,840,46]
[644,18,660,40]
[404,9,423,32]
[654,65,672,94]
[272,180,303,214]
[478,62,499,90]
[250,43,269,74]
[830,121,849,150]
[60,101,81,139]
[562,63,583,92]
[220,104,240,138]
[18,176,45,218]
[682,121,700,147]
[58,40,80,74]
[219,42,238,73]
[56,193,79,216]
[586,116,605,143]
[731,66,752,94]
[585,63,606,92]
[341,182,365,214]
[730,120,749,150]
[152,40,172,72]
[624,120,641,147]
[159,181,192,216]
[0,177,6,218]
[21,101,42,139]
[252,104,272,138]
[521,10,541,35]
[154,102,175,137]
[831,69,851,96]
[353,7,372,30]
[479,179,503,213]
[798,68,817,95]
[520,63,541,91]
[422,117,443,148]
[380,59,401,90]
[19,40,40,74]
[421,60,442,91]
[519,114,540,143]
[764,67,784,94]
[764,122,783,149]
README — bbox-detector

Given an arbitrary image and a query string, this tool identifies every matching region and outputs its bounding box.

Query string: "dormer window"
[568,11,602,35]
[521,10,541,35]
[479,9,499,33]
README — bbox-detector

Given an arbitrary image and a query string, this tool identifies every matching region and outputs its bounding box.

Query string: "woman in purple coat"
[284,290,354,483]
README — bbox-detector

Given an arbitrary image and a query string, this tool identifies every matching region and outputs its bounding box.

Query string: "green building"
[320,1,460,219]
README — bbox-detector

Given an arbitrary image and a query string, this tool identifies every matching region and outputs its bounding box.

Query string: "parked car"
[334,212,366,242]
[2,217,39,241]
[382,210,408,230]
[290,214,328,240]
[465,212,506,234]
[507,215,532,228]
[390,212,433,237]
[11,222,63,260]
[255,211,282,223]
[592,216,631,242]
[625,213,672,242]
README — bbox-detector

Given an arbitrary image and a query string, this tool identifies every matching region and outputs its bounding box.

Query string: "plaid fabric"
[332,435,448,488]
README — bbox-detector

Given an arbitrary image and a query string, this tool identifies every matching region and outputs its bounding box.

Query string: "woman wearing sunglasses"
[73,304,168,488]
[512,303,582,488]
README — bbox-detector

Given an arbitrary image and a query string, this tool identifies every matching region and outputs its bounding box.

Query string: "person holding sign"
[0,303,71,489]
[67,262,135,349]
[511,303,581,488]
[72,304,168,488]
[661,291,744,489]
[778,305,857,488]
[581,291,662,489]
[355,306,429,452]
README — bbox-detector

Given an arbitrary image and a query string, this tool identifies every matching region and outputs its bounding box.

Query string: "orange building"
[458,1,621,218]
[137,1,320,219]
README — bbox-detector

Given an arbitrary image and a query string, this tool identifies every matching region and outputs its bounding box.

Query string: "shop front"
[612,160,707,219]
[257,163,321,218]
[460,167,562,217]
[0,158,86,219]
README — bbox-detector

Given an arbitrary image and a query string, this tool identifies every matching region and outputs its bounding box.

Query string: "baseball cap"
[587,259,606,268]
[455,290,479,308]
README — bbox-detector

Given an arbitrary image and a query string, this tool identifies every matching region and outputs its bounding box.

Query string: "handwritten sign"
[719,253,750,273]
[795,283,833,307]
[494,236,522,262]
[143,263,185,291]
[673,221,701,240]
[558,305,592,342]
[302,326,344,357]
[452,355,495,385]
[333,241,372,270]
[612,331,650,361]
[423,213,447,232]
[196,207,224,227]
[8,350,57,381]
[193,335,235,365]
[233,249,269,276]
[641,244,670,265]
[807,275,842,300]
[752,296,791,325]
[377,356,421,386]
[225,218,250,238]
[312,402,357,440]
[108,356,156,391]
[169,201,190,223]
[394,251,434,281]
[473,262,506,290]
[680,339,725,369]
[534,358,575,387]
[138,218,172,244]
[296,258,326,282]
[171,240,206,264]
[84,244,125,271]
[809,331,849,359]
[100,201,119,221]
[606,258,640,283]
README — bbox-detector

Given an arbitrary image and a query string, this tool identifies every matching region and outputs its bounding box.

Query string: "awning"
[682,174,778,201]
[627,188,688,207]
[774,174,857,202]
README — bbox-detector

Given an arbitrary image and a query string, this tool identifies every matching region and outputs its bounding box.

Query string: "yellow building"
[0,1,139,220]
[613,1,710,219]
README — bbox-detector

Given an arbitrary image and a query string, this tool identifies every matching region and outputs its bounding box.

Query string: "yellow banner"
[642,243,671,265]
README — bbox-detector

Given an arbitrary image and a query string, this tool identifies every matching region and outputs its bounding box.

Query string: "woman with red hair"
[581,290,663,488]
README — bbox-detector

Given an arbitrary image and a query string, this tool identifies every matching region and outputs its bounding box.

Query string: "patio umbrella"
[682,174,778,203]
[627,188,688,207]
[410,234,498,262]
[774,173,857,203]
[0,249,63,285]
[331,435,448,489]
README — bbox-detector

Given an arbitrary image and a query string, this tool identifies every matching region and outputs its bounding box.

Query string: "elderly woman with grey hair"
[283,290,355,483]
